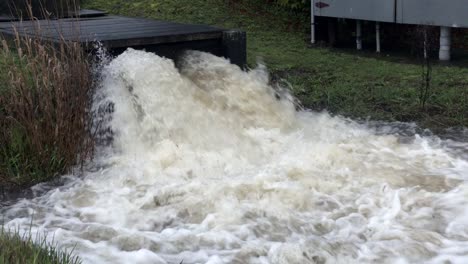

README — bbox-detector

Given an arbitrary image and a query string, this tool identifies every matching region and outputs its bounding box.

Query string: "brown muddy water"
[2,49,468,264]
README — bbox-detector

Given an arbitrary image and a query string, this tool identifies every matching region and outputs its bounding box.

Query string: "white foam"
[3,49,468,264]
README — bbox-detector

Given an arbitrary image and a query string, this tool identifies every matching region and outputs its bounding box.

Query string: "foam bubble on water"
[2,49,468,264]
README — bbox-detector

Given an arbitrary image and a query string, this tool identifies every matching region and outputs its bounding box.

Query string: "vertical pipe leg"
[328,18,336,46]
[376,22,381,53]
[439,26,451,61]
[356,20,362,50]
[423,28,428,59]
[311,1,316,44]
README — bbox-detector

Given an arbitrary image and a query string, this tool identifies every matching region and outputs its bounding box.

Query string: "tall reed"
[0,0,94,190]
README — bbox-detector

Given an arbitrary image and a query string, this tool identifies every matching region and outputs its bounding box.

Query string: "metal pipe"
[311,0,316,44]
[423,29,428,59]
[439,26,451,61]
[328,18,336,46]
[356,20,362,50]
[376,22,381,53]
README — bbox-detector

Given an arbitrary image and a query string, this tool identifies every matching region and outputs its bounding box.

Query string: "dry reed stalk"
[0,0,94,189]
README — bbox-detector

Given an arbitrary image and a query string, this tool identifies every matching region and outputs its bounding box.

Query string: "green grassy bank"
[84,0,468,131]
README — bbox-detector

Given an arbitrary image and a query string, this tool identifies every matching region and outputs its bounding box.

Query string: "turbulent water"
[2,49,468,264]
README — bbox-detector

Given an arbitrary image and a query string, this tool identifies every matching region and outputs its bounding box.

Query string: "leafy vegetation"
[0,228,81,264]
[83,0,468,131]
[273,0,308,10]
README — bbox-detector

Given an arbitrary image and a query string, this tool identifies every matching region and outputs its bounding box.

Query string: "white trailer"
[311,0,468,60]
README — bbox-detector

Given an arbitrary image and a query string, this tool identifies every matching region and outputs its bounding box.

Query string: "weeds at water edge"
[0,0,95,190]
[0,226,81,264]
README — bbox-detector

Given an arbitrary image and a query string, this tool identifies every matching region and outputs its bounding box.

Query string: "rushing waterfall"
[2,49,468,264]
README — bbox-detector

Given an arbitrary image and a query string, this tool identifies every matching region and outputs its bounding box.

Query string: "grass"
[0,228,81,264]
[83,0,468,131]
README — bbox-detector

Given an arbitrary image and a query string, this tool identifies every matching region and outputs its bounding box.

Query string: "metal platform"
[0,10,247,67]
